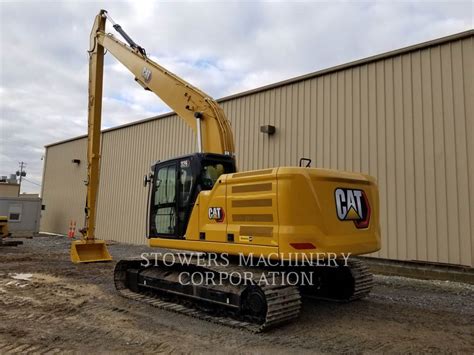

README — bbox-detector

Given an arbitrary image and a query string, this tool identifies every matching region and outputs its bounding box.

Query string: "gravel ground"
[1,234,473,354]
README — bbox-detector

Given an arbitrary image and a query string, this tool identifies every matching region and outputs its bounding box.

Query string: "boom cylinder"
[195,112,203,153]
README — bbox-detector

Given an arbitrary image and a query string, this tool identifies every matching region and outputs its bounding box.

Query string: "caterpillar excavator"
[71,10,381,331]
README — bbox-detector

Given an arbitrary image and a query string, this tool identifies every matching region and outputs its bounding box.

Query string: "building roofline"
[45,29,473,149]
[44,111,176,147]
[0,196,41,202]
[220,29,473,101]
[0,182,20,187]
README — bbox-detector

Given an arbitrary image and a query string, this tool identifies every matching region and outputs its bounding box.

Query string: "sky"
[0,0,472,194]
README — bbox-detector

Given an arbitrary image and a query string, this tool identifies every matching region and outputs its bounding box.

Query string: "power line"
[22,178,41,187]
[23,176,41,184]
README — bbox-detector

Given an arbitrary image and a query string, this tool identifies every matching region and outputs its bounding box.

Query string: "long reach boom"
[71,10,234,263]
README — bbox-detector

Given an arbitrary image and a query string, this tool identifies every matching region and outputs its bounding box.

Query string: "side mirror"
[143,173,153,187]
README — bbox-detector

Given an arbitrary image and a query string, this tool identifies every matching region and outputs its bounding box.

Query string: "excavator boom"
[71,12,111,263]
[96,10,234,155]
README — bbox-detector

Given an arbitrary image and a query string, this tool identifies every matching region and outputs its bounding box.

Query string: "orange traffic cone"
[67,220,76,238]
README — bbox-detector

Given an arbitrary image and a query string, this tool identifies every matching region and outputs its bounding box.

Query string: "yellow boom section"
[71,11,112,263]
[95,13,235,154]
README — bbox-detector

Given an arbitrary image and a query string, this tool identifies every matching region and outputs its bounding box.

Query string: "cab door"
[176,158,196,237]
[149,162,178,237]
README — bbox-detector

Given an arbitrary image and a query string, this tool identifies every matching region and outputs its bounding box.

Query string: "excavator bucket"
[70,239,112,263]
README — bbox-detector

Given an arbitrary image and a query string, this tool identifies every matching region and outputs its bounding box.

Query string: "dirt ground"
[1,235,473,354]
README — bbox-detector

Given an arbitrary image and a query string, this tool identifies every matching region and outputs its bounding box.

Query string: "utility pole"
[16,161,27,193]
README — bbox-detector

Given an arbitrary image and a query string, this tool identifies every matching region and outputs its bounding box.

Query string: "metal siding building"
[0,197,42,237]
[41,31,474,267]
[0,183,20,198]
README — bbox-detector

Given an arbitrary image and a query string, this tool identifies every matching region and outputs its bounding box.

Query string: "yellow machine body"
[149,167,380,259]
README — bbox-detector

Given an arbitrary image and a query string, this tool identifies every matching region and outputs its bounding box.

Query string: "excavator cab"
[147,153,236,239]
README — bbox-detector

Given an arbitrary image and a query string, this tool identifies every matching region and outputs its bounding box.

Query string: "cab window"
[179,159,193,206]
[200,163,226,190]
[151,163,177,235]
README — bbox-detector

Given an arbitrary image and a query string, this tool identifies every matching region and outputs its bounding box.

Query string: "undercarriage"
[114,254,373,332]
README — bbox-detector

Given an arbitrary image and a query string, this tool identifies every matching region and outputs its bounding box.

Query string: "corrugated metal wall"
[41,138,87,234]
[95,116,195,243]
[41,32,474,266]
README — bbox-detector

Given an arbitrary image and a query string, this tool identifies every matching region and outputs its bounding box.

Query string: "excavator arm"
[93,10,235,154]
[71,10,235,263]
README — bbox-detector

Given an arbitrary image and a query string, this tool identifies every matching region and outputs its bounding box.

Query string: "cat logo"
[334,188,371,229]
[141,67,152,83]
[208,207,224,222]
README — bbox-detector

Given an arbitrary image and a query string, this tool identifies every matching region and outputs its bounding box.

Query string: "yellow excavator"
[72,10,381,331]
